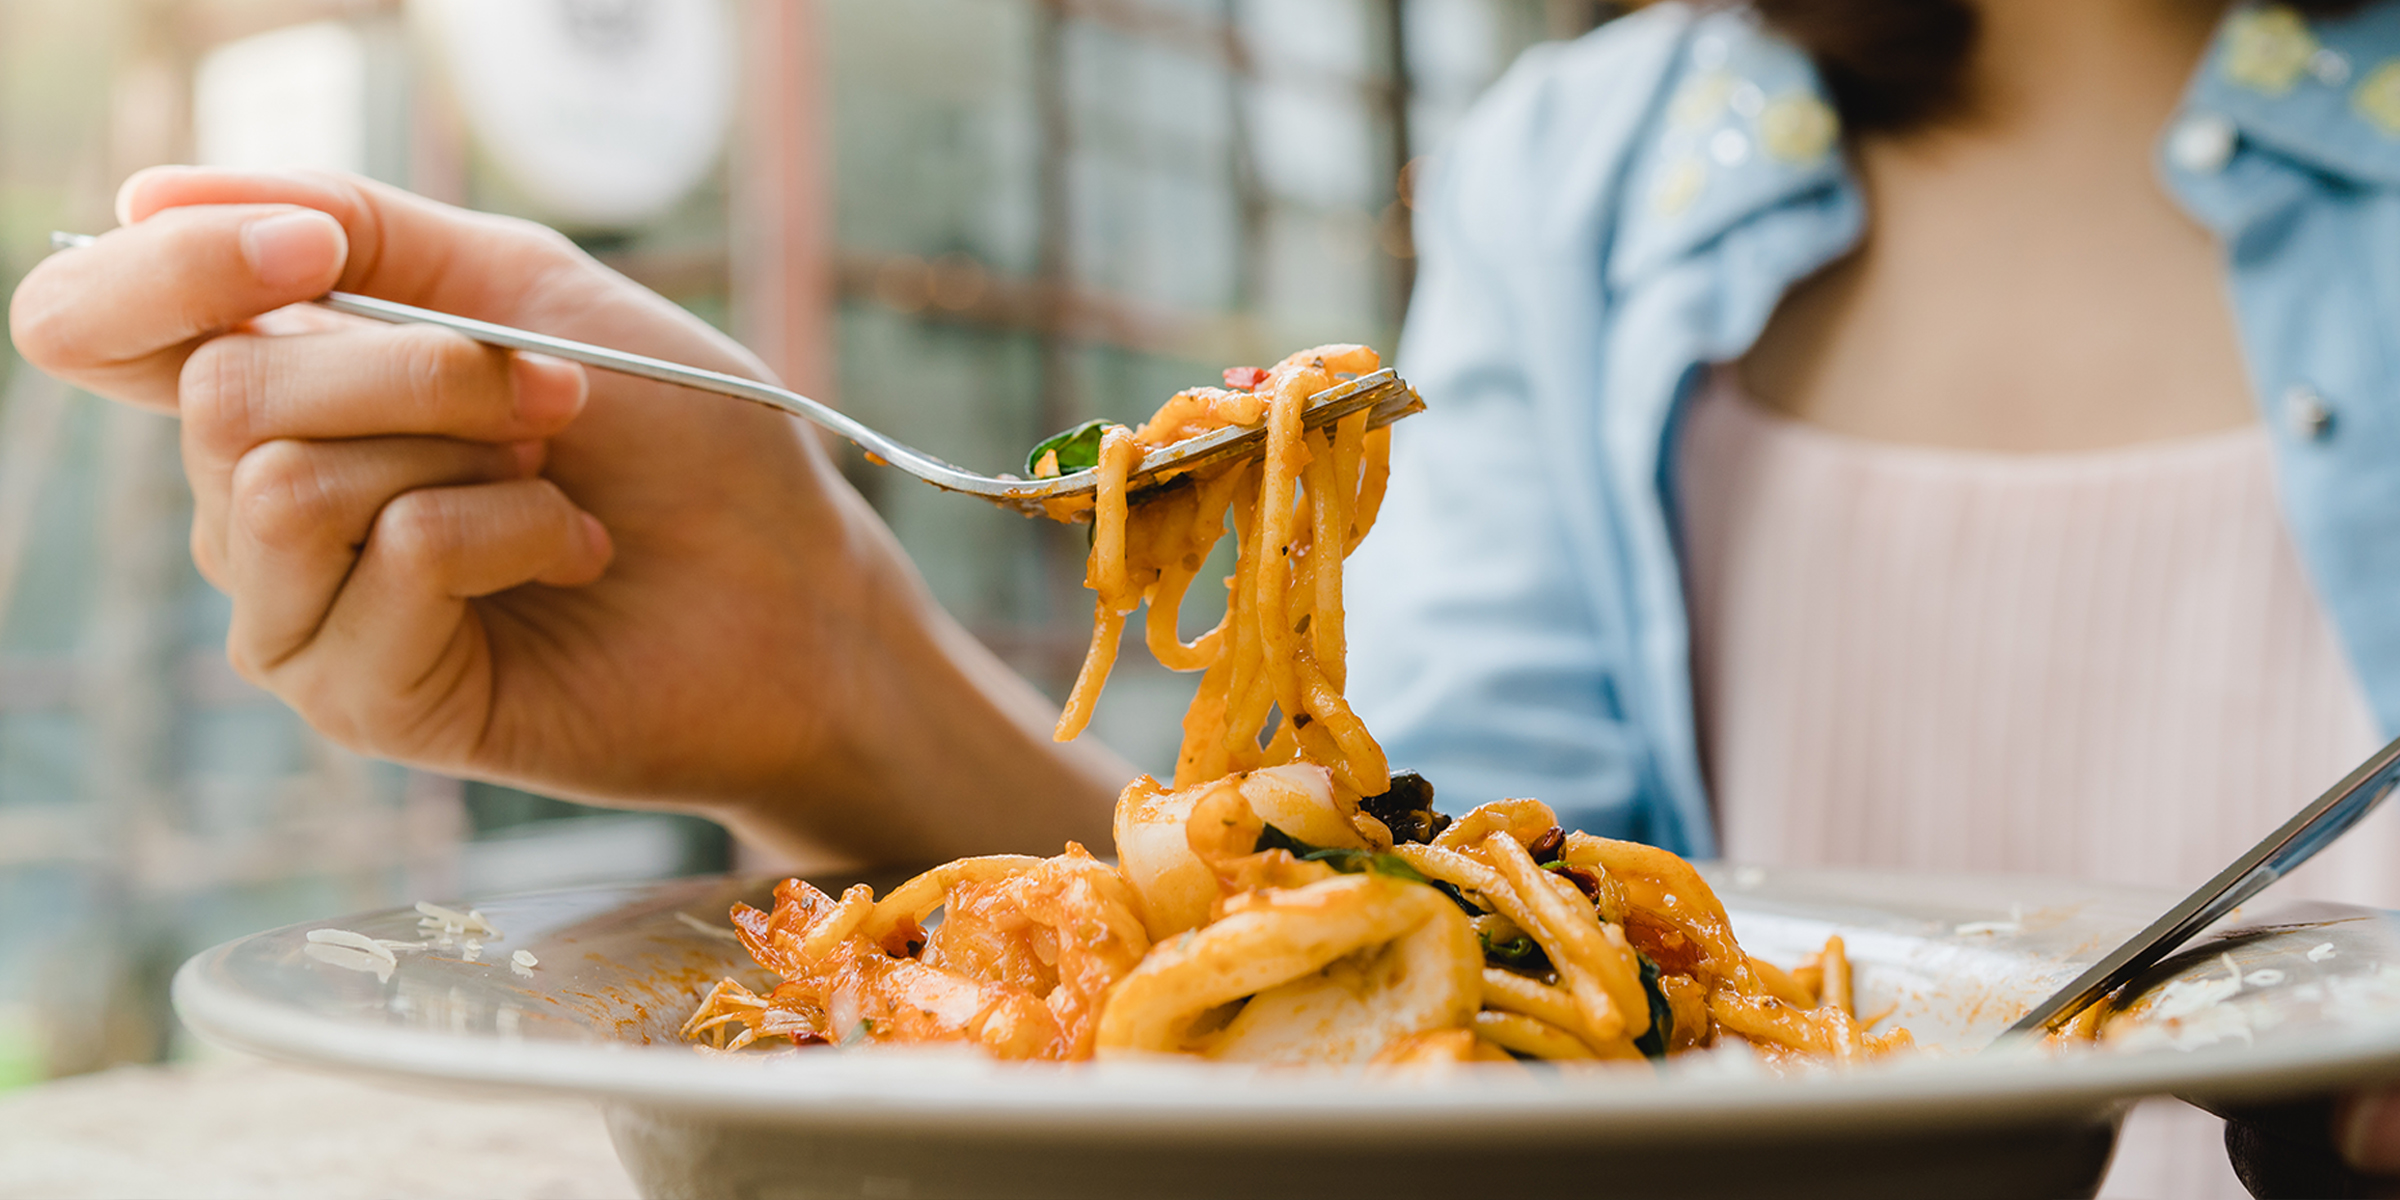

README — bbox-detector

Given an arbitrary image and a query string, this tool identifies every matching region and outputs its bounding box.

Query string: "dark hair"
[1749,0,2366,134]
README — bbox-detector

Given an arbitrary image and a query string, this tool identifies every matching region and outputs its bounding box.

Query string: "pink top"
[1678,368,2399,1199]
[1678,368,2400,908]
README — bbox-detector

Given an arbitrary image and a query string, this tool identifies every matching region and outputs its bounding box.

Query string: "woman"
[10,0,2395,1191]
[1348,1,2400,1192]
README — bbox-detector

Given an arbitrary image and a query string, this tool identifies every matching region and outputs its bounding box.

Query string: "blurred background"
[0,0,1614,1090]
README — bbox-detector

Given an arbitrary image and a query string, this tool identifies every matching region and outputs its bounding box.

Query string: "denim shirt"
[1348,2,2400,857]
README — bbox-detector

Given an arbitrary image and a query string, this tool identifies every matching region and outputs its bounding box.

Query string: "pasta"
[684,346,1914,1068]
[1052,345,1391,797]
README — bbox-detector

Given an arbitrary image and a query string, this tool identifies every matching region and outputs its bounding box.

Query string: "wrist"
[754,506,1125,864]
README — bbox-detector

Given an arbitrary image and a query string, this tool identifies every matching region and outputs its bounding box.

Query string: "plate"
[171,867,2400,1200]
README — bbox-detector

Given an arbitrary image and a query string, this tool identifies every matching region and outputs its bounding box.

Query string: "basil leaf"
[1303,846,1429,883]
[1252,823,1315,857]
[1633,951,1673,1060]
[1026,419,1112,475]
[1252,823,1479,915]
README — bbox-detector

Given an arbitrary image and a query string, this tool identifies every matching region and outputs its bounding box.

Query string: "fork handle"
[49,225,995,495]
[313,292,994,491]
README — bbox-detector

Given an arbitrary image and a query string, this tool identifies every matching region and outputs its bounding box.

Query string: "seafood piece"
[1209,895,1479,1063]
[698,848,1149,1061]
[1113,775,1229,939]
[1112,762,1361,939]
[1095,873,1477,1062]
[1237,763,1363,852]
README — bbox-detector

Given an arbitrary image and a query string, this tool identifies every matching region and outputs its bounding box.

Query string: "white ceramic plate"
[173,867,2400,1200]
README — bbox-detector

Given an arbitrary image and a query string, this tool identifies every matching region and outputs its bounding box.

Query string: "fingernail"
[2340,1090,2400,1172]
[240,210,344,290]
[114,174,148,227]
[115,165,194,227]
[578,512,613,561]
[511,352,588,424]
[507,440,546,477]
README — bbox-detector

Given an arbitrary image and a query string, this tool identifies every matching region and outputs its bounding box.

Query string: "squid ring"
[1094,874,1475,1058]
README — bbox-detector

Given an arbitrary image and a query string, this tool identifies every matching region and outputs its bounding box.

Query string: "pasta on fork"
[685,345,1912,1067]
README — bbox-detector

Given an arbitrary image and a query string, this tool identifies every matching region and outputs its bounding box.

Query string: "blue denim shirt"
[1349,2,2400,857]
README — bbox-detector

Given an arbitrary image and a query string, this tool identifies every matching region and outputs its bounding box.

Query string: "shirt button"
[2168,112,2238,174]
[2284,384,2335,440]
[2311,47,2353,86]
[1710,127,1751,166]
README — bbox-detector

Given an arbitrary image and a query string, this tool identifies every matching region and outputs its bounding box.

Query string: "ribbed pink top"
[1678,368,2398,907]
[1678,370,2400,1197]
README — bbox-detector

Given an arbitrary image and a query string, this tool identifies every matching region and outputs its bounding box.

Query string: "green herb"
[1478,930,1549,972]
[1302,846,1429,882]
[1253,823,1314,857]
[1026,419,1113,475]
[1633,951,1673,1060]
[1252,823,1480,914]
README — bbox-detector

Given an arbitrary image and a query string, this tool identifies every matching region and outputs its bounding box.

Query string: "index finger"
[9,203,348,411]
[117,166,590,329]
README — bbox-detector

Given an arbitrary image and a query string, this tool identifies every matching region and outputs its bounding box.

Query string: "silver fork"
[50,231,1423,516]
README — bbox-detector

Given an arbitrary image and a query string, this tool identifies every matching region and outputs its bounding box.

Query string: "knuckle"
[7,271,78,370]
[489,211,581,260]
[389,324,495,415]
[7,240,160,374]
[229,440,342,550]
[476,214,599,298]
[221,638,266,687]
[279,167,349,192]
[279,671,365,749]
[526,222,580,260]
[189,521,227,587]
[373,489,463,571]
[524,476,573,517]
[179,335,268,449]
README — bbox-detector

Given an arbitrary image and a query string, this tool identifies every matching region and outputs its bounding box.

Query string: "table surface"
[0,1053,637,1200]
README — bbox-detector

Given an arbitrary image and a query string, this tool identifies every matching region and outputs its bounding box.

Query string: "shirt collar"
[2184,1,2400,192]
[1610,2,2400,289]
[1607,7,1850,289]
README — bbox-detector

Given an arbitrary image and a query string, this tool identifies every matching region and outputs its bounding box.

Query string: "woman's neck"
[1740,0,2255,453]
[1956,0,2225,149]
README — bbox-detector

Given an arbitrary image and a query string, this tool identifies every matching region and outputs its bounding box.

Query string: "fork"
[50,231,1424,516]
[2000,730,2400,1038]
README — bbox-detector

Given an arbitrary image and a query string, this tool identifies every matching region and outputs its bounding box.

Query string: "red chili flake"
[1223,366,1271,389]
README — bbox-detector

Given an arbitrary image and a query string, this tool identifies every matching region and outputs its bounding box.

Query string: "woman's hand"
[2219,1089,2400,1197]
[9,167,1123,863]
